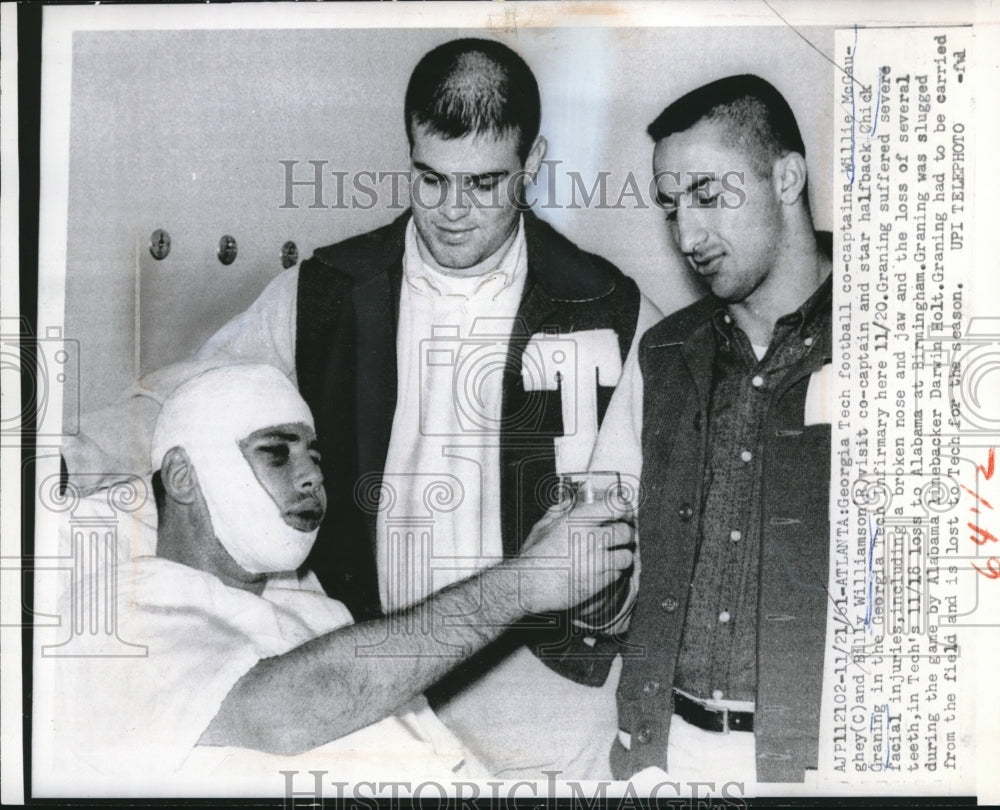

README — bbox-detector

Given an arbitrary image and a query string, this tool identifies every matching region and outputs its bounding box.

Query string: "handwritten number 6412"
[969,448,998,579]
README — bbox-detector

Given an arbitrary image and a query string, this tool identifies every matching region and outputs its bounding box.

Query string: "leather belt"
[672,690,754,733]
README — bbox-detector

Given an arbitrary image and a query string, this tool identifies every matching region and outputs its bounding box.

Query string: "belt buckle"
[720,706,730,735]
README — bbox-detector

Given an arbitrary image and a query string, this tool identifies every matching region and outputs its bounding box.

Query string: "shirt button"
[723,314,732,324]
[636,724,653,744]
[642,680,661,696]
[751,375,764,388]
[660,596,678,613]
[677,503,694,521]
[804,336,814,347]
[740,450,753,463]
[718,610,731,623]
[712,690,725,702]
[729,529,742,542]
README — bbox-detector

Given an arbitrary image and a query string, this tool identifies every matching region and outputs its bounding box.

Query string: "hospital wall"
[63,25,835,416]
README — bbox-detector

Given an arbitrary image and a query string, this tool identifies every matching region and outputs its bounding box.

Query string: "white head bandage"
[150,365,318,574]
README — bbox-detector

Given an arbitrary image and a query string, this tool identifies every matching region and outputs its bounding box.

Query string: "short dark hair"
[647,74,804,177]
[405,38,541,163]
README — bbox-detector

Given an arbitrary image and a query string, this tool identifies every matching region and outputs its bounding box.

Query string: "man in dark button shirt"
[590,74,833,788]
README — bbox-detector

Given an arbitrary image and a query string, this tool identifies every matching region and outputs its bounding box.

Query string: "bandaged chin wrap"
[150,364,318,574]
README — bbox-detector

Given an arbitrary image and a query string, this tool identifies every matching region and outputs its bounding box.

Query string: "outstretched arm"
[199,501,633,754]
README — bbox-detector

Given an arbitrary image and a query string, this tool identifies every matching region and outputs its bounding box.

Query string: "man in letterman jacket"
[591,75,833,787]
[64,38,659,778]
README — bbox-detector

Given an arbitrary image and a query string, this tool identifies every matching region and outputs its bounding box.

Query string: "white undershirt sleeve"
[580,293,664,634]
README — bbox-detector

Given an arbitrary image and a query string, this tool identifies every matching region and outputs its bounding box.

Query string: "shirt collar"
[403,217,526,302]
[710,272,832,344]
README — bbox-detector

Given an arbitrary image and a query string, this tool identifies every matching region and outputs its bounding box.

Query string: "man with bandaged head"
[46,364,633,795]
[151,363,325,580]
